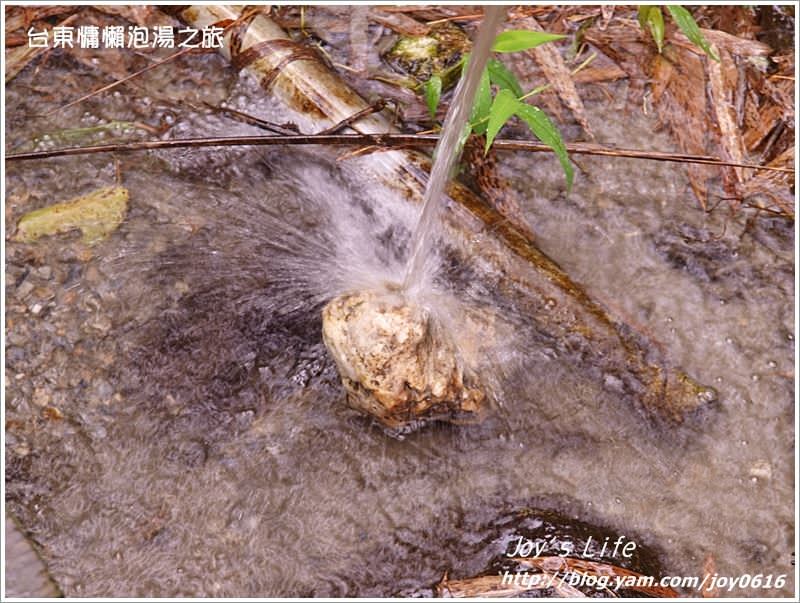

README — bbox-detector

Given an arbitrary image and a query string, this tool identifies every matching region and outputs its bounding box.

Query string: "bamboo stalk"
[163,5,716,421]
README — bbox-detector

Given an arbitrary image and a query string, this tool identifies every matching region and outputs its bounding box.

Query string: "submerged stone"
[321,289,484,431]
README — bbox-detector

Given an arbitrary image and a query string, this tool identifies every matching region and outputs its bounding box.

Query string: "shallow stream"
[4,23,795,598]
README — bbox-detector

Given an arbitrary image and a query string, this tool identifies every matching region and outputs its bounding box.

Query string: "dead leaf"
[518,16,594,138]
[5,13,78,83]
[649,47,714,209]
[436,571,584,598]
[572,63,628,83]
[517,556,680,598]
[14,186,129,245]
[349,5,371,73]
[369,8,430,36]
[708,45,748,182]
[672,27,771,58]
[584,20,653,106]
[701,553,720,598]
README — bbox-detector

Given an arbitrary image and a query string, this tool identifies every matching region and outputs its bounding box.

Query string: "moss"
[384,23,471,84]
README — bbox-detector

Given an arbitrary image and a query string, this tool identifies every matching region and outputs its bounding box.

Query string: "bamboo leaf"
[485,89,520,153]
[487,58,523,97]
[424,75,442,120]
[470,67,492,136]
[492,30,566,53]
[638,6,664,53]
[637,6,650,29]
[666,5,720,61]
[514,103,573,191]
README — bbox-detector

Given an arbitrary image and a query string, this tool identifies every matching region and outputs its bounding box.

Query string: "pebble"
[15,278,34,300]
[32,387,50,407]
[749,460,772,480]
[13,442,30,457]
[86,314,112,335]
[93,379,114,401]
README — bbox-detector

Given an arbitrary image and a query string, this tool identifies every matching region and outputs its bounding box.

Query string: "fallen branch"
[6,132,793,174]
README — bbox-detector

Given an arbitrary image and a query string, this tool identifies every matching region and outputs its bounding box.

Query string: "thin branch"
[4,133,794,174]
[318,101,387,134]
[201,102,300,135]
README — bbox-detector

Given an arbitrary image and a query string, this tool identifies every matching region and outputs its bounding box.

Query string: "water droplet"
[767,360,777,368]
[666,316,673,323]
[614,497,622,504]
[725,337,734,344]
[751,374,759,382]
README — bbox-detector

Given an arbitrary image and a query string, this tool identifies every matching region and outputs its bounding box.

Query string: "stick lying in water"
[156,6,718,422]
[6,134,792,174]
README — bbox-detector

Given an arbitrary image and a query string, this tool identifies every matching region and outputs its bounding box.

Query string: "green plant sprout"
[423,29,573,190]
[638,5,720,61]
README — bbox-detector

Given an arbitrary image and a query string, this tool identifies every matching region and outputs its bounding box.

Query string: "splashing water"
[402,6,506,296]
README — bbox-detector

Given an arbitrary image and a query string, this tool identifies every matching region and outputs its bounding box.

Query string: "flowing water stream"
[402,5,505,296]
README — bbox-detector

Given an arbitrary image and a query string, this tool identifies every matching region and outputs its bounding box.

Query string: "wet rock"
[384,22,471,84]
[15,277,35,300]
[322,289,484,431]
[35,265,53,280]
[32,387,50,408]
[652,221,792,298]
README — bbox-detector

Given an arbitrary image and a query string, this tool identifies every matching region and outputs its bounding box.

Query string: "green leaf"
[424,75,442,120]
[514,103,573,191]
[469,66,492,136]
[487,59,523,97]
[666,5,720,61]
[485,89,520,153]
[637,6,650,29]
[492,30,566,53]
[638,6,664,53]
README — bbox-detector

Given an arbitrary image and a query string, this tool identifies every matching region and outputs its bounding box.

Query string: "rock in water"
[322,290,484,430]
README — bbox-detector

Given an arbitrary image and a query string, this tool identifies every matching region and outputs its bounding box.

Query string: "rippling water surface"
[5,39,794,598]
